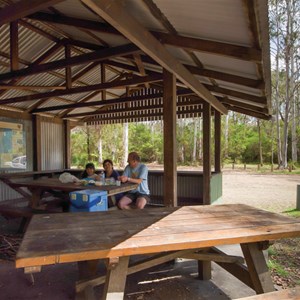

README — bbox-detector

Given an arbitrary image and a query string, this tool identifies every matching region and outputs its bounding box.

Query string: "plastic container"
[69,190,108,212]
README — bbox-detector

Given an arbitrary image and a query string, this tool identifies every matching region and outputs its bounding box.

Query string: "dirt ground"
[220,170,299,213]
[0,170,300,299]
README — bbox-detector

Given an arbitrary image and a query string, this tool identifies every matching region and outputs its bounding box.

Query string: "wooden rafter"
[10,21,19,71]
[153,32,262,63]
[106,58,263,89]
[0,0,65,26]
[103,60,266,105]
[28,11,261,62]
[0,74,162,105]
[0,44,140,82]
[81,0,227,115]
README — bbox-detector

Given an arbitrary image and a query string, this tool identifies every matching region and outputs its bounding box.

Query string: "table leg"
[102,256,129,300]
[241,242,275,294]
[29,188,43,208]
[197,248,212,280]
[76,260,99,300]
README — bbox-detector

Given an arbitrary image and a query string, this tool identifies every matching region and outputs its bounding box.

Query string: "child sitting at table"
[81,163,100,181]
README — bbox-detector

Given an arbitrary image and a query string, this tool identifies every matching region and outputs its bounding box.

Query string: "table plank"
[10,178,138,197]
[16,204,300,268]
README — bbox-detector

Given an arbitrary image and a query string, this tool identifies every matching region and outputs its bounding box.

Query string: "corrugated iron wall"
[148,171,222,205]
[0,180,21,202]
[41,121,64,170]
[0,116,32,201]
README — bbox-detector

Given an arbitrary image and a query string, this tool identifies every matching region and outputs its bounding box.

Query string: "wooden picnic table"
[15,204,300,299]
[9,178,138,208]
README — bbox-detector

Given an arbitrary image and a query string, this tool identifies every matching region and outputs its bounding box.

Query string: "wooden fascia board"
[0,0,65,26]
[0,44,140,82]
[29,12,260,62]
[0,74,162,105]
[81,0,227,115]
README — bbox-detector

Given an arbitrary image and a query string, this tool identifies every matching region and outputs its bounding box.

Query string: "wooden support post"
[101,63,106,101]
[203,102,211,205]
[214,109,221,173]
[10,21,19,71]
[241,242,275,294]
[32,115,42,171]
[64,120,71,169]
[102,257,129,300]
[65,44,72,89]
[163,69,177,207]
[200,102,212,279]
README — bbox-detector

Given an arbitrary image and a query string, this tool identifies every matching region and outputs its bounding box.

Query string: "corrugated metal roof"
[0,0,271,122]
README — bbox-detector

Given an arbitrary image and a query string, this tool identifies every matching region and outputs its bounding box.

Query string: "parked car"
[4,156,27,169]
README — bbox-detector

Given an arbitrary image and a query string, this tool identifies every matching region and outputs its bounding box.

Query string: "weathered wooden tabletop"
[10,177,138,196]
[16,203,300,268]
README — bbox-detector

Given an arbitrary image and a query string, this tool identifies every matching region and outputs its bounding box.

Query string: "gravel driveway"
[220,171,300,213]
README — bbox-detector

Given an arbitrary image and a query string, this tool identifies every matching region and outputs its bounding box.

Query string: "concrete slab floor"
[0,250,258,300]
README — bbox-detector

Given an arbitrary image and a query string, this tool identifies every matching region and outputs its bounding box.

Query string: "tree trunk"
[192,118,197,162]
[273,0,283,168]
[282,0,292,169]
[258,119,263,166]
[86,125,91,161]
[290,2,297,164]
[122,123,128,168]
[198,117,202,162]
[224,114,229,158]
[98,138,102,164]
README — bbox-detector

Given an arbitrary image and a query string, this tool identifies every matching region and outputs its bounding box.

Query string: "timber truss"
[0,0,272,124]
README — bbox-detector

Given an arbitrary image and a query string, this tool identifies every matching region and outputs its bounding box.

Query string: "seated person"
[81,162,100,181]
[103,159,120,181]
[103,159,122,206]
[118,152,150,210]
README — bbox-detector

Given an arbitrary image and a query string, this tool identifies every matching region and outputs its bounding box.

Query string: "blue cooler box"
[69,190,108,212]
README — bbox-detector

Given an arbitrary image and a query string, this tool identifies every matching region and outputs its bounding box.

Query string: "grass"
[283,209,300,218]
[267,260,289,277]
[268,261,290,277]
[222,163,300,175]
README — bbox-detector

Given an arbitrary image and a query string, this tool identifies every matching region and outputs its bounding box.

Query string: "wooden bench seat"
[0,197,64,232]
[236,286,300,300]
[0,198,32,218]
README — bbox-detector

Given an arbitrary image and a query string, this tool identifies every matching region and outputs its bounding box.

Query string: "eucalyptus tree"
[269,0,300,168]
